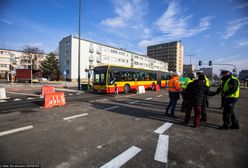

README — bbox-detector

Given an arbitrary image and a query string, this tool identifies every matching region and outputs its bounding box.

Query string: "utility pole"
[78,0,82,90]
[186,54,196,64]
[30,54,33,86]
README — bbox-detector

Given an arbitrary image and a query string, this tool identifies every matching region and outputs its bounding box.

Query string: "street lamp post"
[30,55,33,86]
[78,0,82,90]
[186,54,196,64]
[63,70,67,88]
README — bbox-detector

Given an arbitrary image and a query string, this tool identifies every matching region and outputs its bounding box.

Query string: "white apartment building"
[0,48,47,79]
[59,35,168,82]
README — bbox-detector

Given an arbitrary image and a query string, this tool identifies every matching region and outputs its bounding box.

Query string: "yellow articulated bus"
[93,65,170,94]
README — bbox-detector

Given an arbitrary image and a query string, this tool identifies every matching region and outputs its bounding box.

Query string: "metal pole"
[31,55,33,86]
[186,54,195,65]
[78,0,82,90]
[64,74,67,88]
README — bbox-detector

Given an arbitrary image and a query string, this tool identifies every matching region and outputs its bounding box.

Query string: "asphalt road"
[0,88,247,168]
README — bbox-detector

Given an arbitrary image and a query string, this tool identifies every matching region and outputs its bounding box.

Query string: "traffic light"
[199,61,202,66]
[209,61,212,66]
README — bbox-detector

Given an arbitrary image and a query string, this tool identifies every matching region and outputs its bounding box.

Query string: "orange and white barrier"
[44,92,66,108]
[0,88,7,99]
[137,86,145,94]
[41,86,55,97]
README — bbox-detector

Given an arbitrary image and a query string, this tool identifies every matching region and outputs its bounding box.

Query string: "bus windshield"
[93,66,107,85]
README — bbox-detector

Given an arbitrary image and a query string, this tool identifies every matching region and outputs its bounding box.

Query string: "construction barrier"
[155,85,160,91]
[44,92,66,108]
[137,86,145,94]
[41,86,55,97]
[0,88,7,99]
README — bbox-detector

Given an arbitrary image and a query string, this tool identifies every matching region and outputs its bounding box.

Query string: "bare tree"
[22,46,44,54]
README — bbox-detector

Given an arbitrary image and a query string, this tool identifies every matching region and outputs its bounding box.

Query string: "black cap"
[198,74,205,80]
[220,69,230,74]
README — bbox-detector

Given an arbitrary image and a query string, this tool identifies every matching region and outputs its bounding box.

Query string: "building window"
[66,60,70,65]
[65,50,69,57]
[65,41,70,47]
[111,49,117,54]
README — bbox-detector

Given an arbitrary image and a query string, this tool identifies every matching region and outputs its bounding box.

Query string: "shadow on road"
[89,100,221,130]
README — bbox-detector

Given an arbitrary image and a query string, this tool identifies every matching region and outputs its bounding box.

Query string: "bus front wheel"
[124,84,130,93]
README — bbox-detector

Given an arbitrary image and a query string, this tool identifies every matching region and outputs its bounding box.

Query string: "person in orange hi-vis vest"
[165,71,182,118]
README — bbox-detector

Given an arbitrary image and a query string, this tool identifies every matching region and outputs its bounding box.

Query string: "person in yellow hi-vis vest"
[216,70,240,130]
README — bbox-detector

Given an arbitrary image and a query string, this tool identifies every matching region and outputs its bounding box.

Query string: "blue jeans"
[166,98,178,116]
[223,101,239,127]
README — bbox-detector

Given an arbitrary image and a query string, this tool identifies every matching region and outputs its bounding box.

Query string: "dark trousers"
[201,97,208,121]
[185,104,201,127]
[166,98,178,116]
[180,92,186,112]
[223,101,239,128]
[220,95,225,108]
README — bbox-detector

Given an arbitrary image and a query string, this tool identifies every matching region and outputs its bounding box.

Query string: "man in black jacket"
[184,74,209,128]
[216,70,240,130]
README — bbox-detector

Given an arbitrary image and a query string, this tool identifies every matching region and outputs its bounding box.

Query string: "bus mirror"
[110,80,115,85]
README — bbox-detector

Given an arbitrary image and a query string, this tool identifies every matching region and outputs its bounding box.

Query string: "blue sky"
[0,0,248,73]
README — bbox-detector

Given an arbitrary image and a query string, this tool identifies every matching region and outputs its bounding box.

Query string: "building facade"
[239,70,248,80]
[59,35,168,82]
[183,64,195,75]
[147,41,184,74]
[0,48,47,79]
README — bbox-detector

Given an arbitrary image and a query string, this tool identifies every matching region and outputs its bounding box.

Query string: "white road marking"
[68,93,73,96]
[154,122,173,134]
[100,146,142,168]
[0,100,7,103]
[145,97,153,100]
[0,125,33,137]
[128,100,140,104]
[27,97,35,100]
[104,106,119,111]
[14,98,22,101]
[154,134,169,163]
[157,95,163,97]
[7,92,40,97]
[63,113,88,121]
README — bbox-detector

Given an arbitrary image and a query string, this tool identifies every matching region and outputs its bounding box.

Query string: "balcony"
[89,47,94,53]
[96,49,102,54]
[89,65,94,70]
[96,56,101,62]
[89,55,94,61]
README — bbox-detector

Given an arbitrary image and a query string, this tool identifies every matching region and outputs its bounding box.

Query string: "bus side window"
[135,72,140,81]
[133,72,137,81]
[140,72,145,81]
[145,72,149,81]
[116,72,121,81]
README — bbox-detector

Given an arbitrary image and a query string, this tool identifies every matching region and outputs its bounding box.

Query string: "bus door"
[157,71,161,87]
